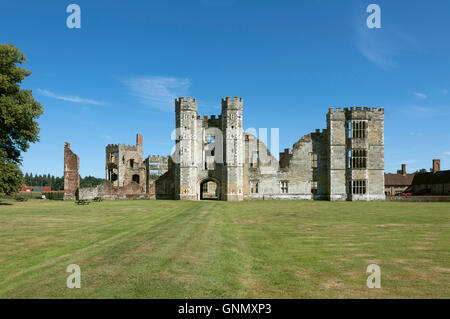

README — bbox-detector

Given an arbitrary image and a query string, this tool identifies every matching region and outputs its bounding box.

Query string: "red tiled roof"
[384,173,415,186]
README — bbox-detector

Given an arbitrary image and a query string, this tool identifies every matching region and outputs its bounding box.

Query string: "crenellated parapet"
[106,144,120,151]
[175,97,198,112]
[311,128,328,137]
[221,96,243,111]
[328,106,384,113]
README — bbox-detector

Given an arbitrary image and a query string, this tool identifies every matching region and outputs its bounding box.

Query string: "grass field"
[0,199,449,298]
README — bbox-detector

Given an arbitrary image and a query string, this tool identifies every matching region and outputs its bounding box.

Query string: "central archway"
[199,178,220,200]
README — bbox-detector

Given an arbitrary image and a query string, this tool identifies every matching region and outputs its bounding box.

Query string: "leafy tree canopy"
[0,44,43,194]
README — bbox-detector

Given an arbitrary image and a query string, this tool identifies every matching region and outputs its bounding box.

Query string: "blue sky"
[1,0,450,177]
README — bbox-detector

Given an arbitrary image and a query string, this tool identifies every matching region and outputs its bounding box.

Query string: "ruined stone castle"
[65,97,385,201]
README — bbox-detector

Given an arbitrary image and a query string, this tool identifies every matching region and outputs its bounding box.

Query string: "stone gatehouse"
[155,97,385,201]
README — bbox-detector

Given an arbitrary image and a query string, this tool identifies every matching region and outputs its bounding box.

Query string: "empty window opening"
[149,169,161,177]
[132,174,140,184]
[311,181,318,194]
[130,159,135,168]
[347,121,352,138]
[311,153,318,168]
[349,149,367,169]
[250,151,259,168]
[351,180,367,194]
[250,181,259,194]
[350,121,368,139]
[280,181,289,194]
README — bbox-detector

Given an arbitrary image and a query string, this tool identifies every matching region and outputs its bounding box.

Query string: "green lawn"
[0,199,449,298]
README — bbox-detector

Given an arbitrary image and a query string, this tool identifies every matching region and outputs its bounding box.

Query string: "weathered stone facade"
[105,134,146,191]
[165,98,385,201]
[66,97,386,202]
[173,97,245,201]
[63,142,80,200]
[78,180,150,200]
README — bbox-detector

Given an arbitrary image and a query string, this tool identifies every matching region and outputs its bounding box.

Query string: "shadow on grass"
[0,202,13,206]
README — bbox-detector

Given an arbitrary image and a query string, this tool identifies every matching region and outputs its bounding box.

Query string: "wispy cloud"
[411,105,431,113]
[444,151,450,156]
[36,89,106,106]
[123,76,191,111]
[355,28,397,70]
[100,134,116,141]
[353,5,418,70]
[413,92,428,99]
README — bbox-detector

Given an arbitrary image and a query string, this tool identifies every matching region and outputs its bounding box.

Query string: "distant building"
[409,159,450,195]
[384,164,415,196]
[20,185,52,192]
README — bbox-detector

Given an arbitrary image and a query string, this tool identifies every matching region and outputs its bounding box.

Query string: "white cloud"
[355,28,396,70]
[353,4,418,71]
[413,92,428,99]
[100,134,116,141]
[36,89,106,106]
[412,105,431,113]
[444,152,450,156]
[123,76,191,111]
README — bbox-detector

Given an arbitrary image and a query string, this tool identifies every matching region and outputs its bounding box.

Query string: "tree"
[0,44,43,194]
[0,149,23,194]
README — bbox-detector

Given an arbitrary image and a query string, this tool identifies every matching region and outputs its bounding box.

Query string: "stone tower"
[63,142,80,200]
[175,97,199,200]
[105,134,145,189]
[327,107,385,201]
[221,97,244,201]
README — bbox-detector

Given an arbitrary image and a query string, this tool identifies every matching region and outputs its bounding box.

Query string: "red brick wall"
[64,142,80,200]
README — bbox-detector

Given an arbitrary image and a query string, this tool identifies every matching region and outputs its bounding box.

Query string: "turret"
[220,96,244,201]
[221,96,243,112]
[175,97,198,113]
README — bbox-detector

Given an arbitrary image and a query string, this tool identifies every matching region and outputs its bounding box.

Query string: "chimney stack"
[401,164,406,176]
[432,159,440,174]
[136,133,143,147]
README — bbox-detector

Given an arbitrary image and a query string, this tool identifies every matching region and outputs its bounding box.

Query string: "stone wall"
[387,195,450,202]
[78,181,149,200]
[63,142,80,200]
